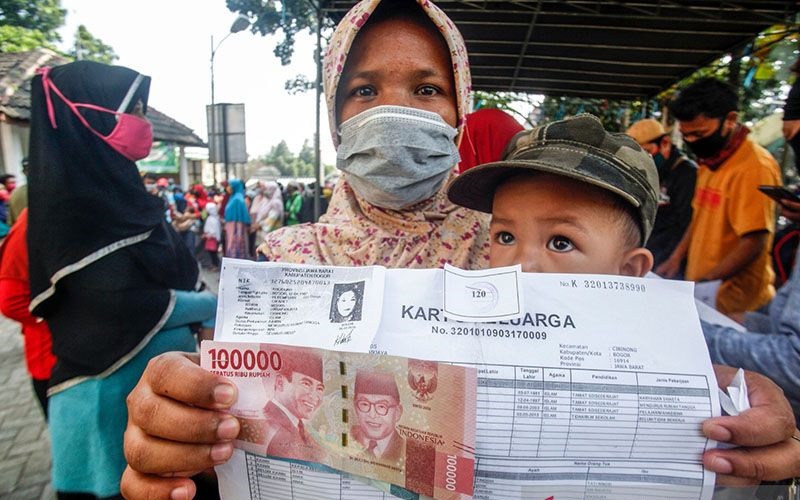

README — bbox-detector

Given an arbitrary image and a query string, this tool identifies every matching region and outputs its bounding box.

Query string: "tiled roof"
[0,48,206,147]
[0,49,69,120]
[147,107,206,147]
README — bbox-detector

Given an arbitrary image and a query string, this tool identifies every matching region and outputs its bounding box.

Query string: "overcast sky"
[57,0,337,164]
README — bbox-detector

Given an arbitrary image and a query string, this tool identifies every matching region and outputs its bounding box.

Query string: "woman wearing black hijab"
[27,61,217,500]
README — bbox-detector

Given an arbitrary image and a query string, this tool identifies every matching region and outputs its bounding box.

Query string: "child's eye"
[495,231,515,245]
[547,235,574,252]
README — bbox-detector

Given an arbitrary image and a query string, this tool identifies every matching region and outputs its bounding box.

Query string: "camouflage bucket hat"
[447,113,660,242]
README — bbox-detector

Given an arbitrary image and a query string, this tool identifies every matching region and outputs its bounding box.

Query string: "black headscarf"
[28,61,199,388]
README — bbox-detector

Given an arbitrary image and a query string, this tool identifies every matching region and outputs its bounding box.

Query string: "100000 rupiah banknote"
[201,340,477,500]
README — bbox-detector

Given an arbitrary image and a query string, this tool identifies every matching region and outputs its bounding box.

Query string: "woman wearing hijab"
[248,181,266,226]
[123,6,487,495]
[254,1,488,268]
[250,181,283,247]
[222,178,250,259]
[282,181,303,226]
[202,202,222,271]
[217,180,230,218]
[28,61,217,500]
[190,183,209,211]
[121,1,800,497]
[172,191,199,252]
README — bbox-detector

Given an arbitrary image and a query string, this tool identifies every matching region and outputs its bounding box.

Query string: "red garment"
[219,181,230,218]
[696,124,750,171]
[191,184,209,210]
[204,237,219,252]
[457,108,524,173]
[0,209,56,380]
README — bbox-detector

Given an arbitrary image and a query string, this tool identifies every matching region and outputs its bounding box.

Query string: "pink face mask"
[37,67,153,161]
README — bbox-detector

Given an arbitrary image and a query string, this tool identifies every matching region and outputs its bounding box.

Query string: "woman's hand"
[703,365,799,485]
[121,352,240,500]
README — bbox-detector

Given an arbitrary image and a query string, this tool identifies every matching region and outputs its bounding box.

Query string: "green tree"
[0,0,119,65]
[69,24,118,64]
[536,96,646,132]
[623,25,796,128]
[297,139,314,165]
[472,91,540,127]
[226,1,335,94]
[0,24,54,52]
[259,139,318,178]
[225,0,326,66]
[0,0,65,41]
[0,0,65,51]
[267,140,294,174]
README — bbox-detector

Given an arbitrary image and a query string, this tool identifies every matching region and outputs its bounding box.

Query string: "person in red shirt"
[457,108,523,173]
[0,208,56,418]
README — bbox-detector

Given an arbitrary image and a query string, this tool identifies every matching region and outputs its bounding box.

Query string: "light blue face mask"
[336,105,460,210]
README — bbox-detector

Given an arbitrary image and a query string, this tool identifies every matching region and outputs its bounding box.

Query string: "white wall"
[179,146,189,189]
[0,122,29,179]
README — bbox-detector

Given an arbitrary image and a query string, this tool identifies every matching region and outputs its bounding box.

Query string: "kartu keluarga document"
[214,259,385,352]
[214,261,719,500]
[374,266,718,500]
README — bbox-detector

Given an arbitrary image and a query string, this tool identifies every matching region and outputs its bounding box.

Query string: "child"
[448,113,660,277]
[203,202,222,271]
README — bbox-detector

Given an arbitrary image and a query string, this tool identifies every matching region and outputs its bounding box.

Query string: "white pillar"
[0,122,17,175]
[179,146,189,189]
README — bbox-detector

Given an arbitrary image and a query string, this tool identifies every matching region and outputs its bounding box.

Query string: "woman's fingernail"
[705,424,733,442]
[210,442,233,463]
[170,486,189,500]
[709,456,734,474]
[217,416,239,440]
[213,384,235,406]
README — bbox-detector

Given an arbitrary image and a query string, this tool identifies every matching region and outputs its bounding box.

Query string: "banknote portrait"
[350,369,405,463]
[202,339,477,499]
[329,281,365,323]
[262,347,326,462]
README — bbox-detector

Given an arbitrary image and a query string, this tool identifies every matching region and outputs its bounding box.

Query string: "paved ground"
[0,314,52,500]
[0,267,220,500]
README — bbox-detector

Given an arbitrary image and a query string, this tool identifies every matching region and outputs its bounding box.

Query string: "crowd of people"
[0,0,797,499]
[135,174,333,267]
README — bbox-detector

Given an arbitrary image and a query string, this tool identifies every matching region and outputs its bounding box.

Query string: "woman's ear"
[619,247,654,278]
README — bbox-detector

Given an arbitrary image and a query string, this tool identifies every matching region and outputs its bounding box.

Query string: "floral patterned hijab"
[261,0,489,269]
[323,0,473,148]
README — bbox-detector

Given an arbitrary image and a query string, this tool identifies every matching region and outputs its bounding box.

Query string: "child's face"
[489,173,652,277]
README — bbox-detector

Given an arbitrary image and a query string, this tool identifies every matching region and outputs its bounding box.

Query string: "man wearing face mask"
[657,78,781,315]
[627,119,697,275]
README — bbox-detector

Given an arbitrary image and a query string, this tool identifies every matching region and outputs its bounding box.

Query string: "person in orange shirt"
[658,78,781,314]
[0,209,56,418]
